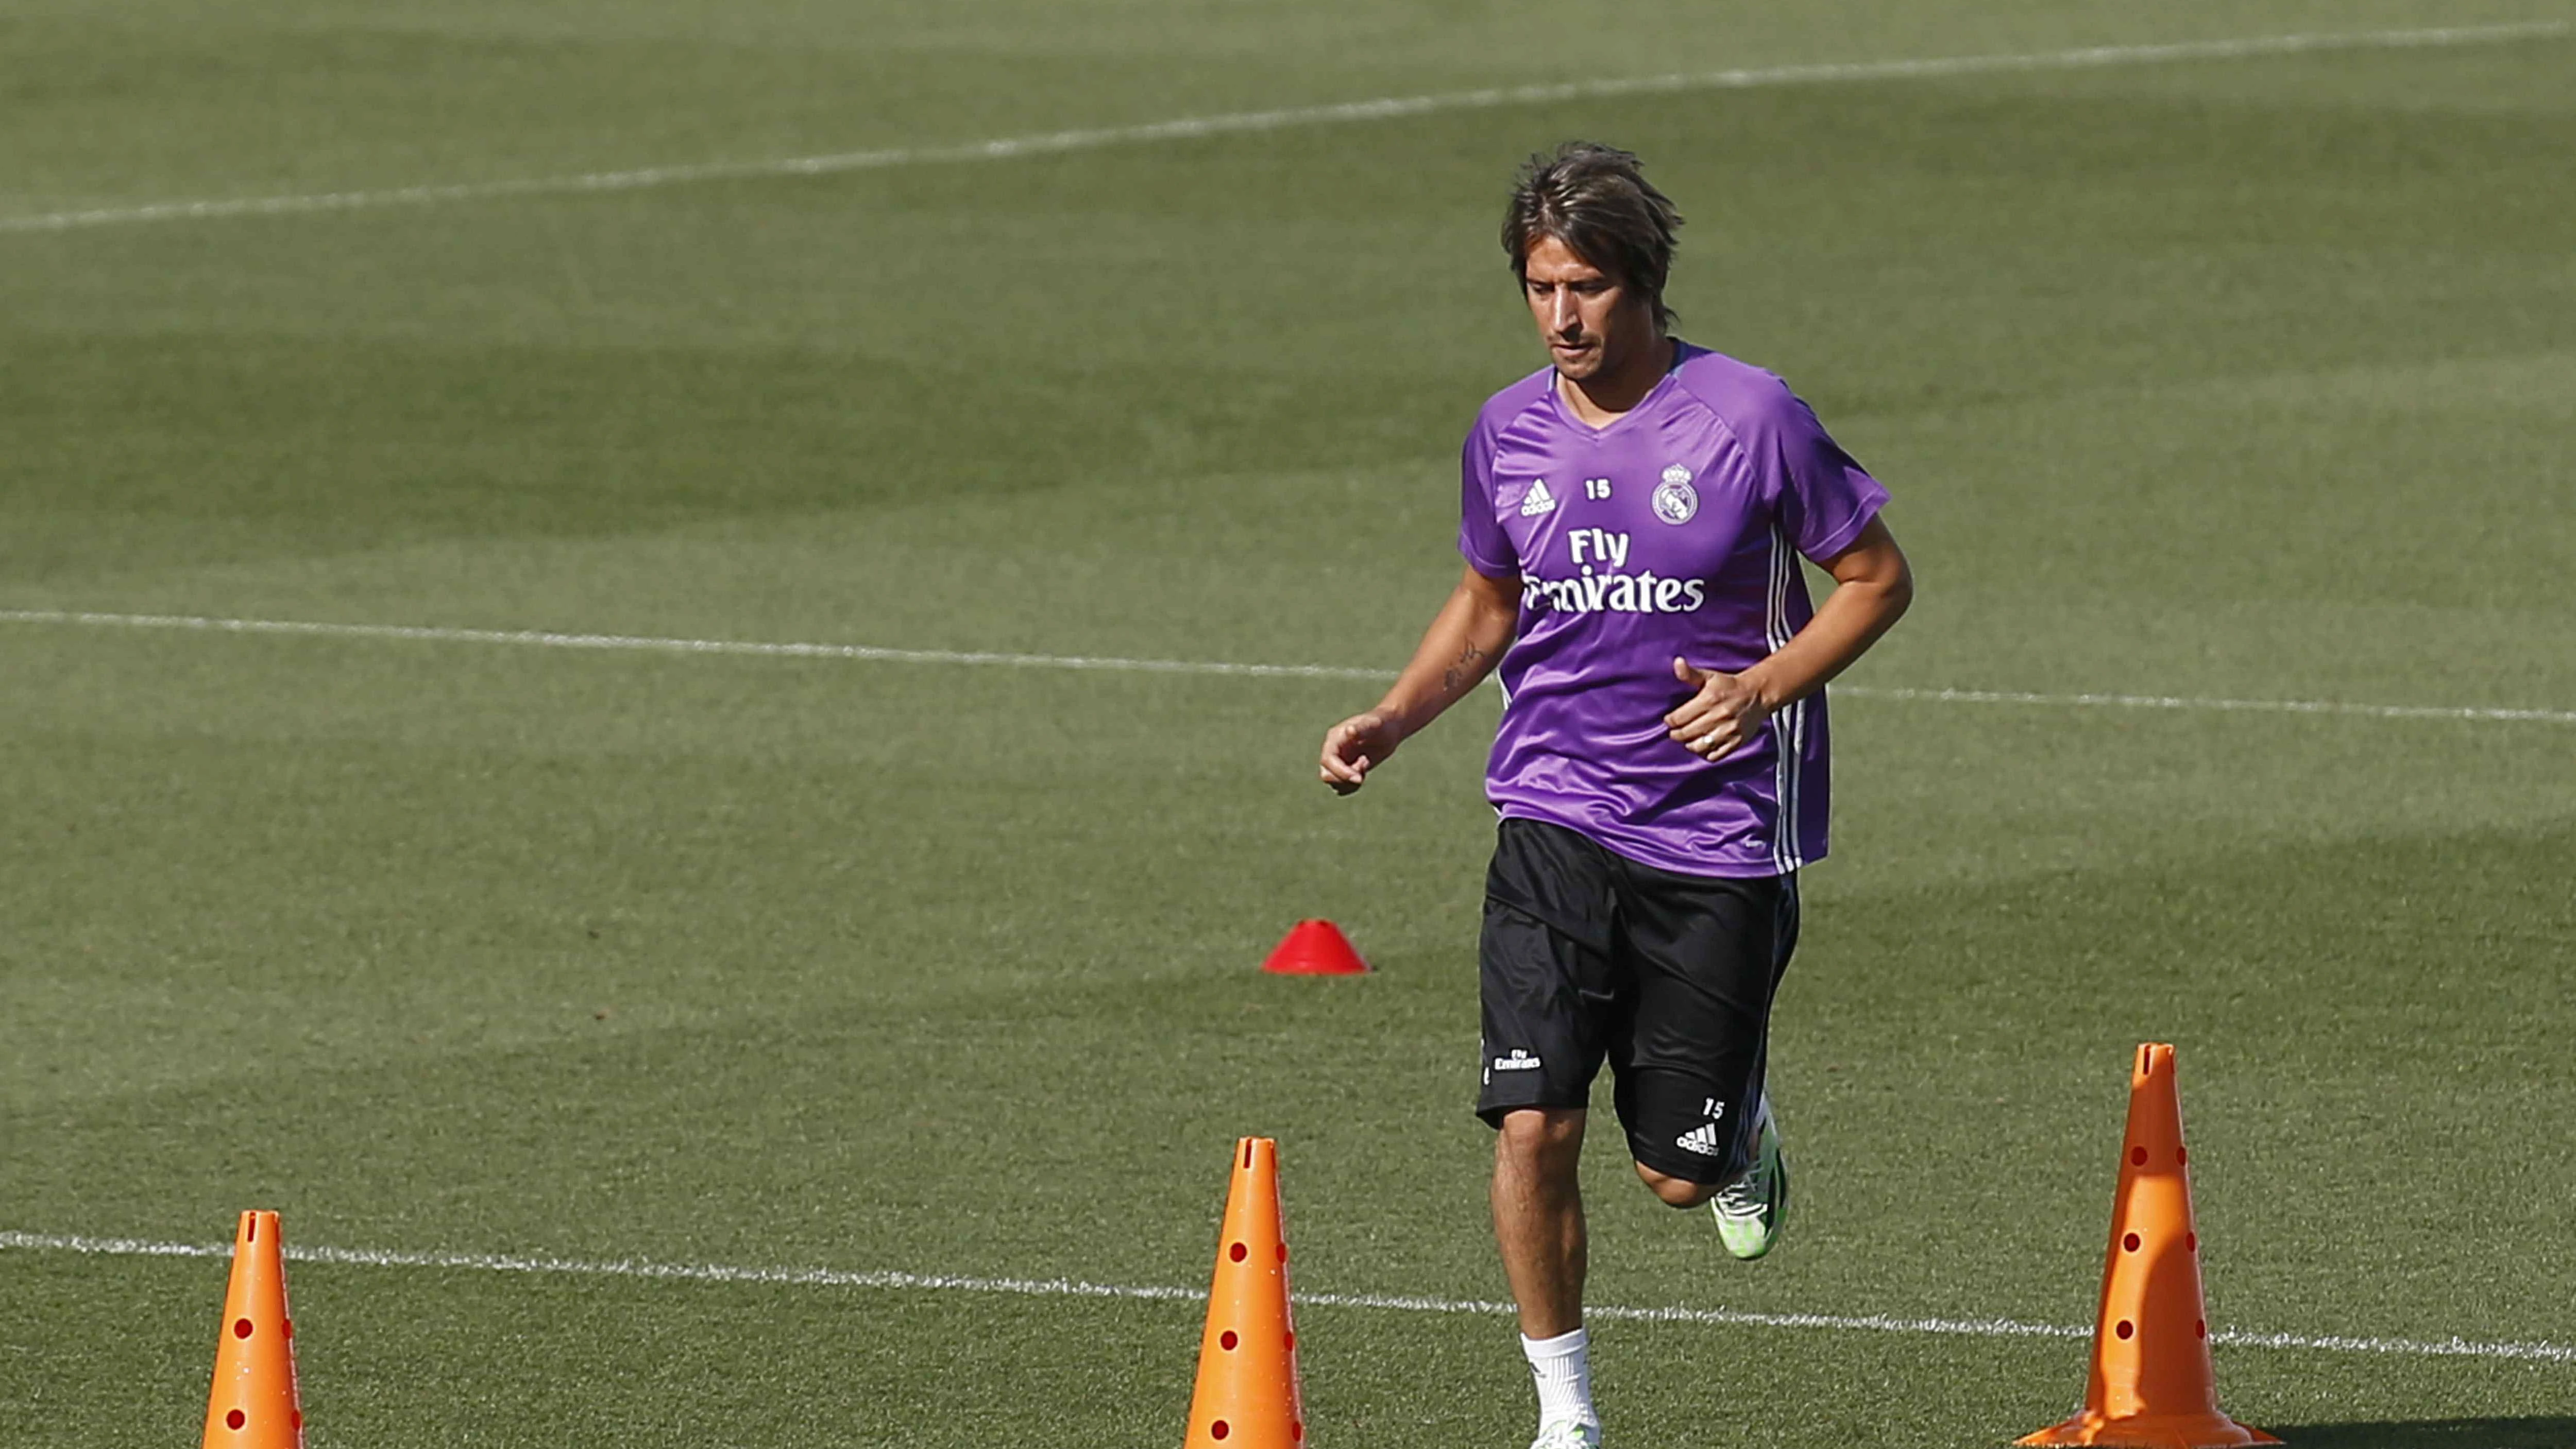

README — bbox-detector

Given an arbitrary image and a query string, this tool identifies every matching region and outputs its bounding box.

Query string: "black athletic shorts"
[1476,817,1800,1186]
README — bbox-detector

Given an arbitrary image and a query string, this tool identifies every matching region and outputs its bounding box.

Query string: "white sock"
[1520,1326,1599,1431]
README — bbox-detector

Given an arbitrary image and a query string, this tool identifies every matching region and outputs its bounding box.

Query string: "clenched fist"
[1319,711,1405,795]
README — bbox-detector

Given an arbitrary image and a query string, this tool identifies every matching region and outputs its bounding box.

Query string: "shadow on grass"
[2264,1419,2576,1448]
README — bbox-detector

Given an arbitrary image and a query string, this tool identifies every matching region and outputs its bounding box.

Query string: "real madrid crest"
[1652,464,1698,525]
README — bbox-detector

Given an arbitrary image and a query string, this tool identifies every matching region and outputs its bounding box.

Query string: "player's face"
[1520,235,1655,382]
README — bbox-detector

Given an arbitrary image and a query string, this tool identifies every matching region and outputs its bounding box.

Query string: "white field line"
[6,607,2575,727]
[1836,684,2576,727]
[0,608,1385,681]
[3,21,2568,236]
[4,1230,2570,1365]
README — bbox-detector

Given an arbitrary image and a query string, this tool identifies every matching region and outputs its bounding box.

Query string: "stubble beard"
[1551,342,1606,383]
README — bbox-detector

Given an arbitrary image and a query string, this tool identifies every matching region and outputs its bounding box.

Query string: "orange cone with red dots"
[202,1211,306,1449]
[2020,1045,2277,1449]
[1184,1138,1308,1447]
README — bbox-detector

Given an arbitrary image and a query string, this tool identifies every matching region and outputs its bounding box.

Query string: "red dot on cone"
[2129,1147,2147,1166]
[1212,1421,1230,1440]
[1221,1331,1239,1351]
[2197,1319,2208,1339]
[233,1319,253,1339]
[2115,1320,2135,1340]
[227,1409,246,1430]
[1229,1242,1247,1263]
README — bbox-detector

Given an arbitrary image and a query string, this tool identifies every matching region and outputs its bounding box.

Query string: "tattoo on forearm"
[1440,642,1491,694]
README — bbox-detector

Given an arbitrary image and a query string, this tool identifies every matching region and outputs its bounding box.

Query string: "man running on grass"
[1317,142,1912,1448]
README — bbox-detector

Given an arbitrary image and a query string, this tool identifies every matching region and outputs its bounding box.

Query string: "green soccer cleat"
[1529,1421,1602,1449]
[1710,1095,1787,1260]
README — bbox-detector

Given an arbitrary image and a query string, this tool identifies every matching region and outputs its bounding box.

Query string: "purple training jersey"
[1459,342,1888,878]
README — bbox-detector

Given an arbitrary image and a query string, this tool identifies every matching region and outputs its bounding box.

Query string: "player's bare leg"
[1632,1162,1718,1208]
[1494,1107,1600,1444]
[1637,1097,1789,1257]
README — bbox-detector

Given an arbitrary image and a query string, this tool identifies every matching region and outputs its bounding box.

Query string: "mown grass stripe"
[0,22,2565,235]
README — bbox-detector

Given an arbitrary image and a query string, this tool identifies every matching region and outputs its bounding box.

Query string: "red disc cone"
[1261,920,1368,976]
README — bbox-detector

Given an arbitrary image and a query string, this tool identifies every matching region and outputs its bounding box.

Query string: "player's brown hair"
[1501,142,1685,330]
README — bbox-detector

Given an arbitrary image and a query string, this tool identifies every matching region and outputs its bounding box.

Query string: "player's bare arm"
[1319,564,1521,794]
[1666,515,1913,760]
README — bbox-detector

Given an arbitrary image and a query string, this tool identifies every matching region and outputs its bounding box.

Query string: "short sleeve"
[1769,390,1889,564]
[1458,419,1518,578]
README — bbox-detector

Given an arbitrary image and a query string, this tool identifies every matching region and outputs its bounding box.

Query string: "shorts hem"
[1475,1095,1589,1129]
[1626,1136,1744,1186]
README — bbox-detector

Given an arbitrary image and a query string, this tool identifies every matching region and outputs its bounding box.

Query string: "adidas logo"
[1674,1123,1725,1157]
[1519,479,1558,518]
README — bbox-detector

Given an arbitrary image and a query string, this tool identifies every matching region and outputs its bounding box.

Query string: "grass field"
[5,2,2574,1445]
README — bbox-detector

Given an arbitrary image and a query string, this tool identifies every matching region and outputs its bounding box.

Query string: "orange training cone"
[2020,1045,2276,1449]
[1262,921,1368,977]
[202,1211,306,1449]
[1184,1137,1307,1447]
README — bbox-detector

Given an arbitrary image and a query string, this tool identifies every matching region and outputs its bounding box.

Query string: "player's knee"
[1637,1164,1718,1209]
[1496,1107,1585,1167]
